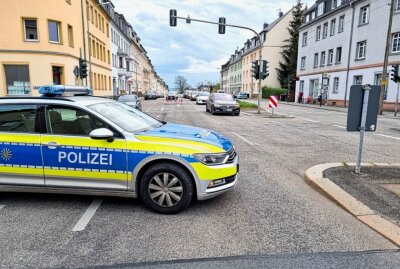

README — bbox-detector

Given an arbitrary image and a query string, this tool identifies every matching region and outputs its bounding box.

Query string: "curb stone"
[304,162,400,247]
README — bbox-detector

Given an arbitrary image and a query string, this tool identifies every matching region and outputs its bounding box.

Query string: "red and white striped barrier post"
[269,95,278,116]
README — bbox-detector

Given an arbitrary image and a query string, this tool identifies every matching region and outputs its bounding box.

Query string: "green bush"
[237,100,258,109]
[262,87,286,99]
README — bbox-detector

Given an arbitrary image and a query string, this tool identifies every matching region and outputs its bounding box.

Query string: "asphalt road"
[0,98,399,269]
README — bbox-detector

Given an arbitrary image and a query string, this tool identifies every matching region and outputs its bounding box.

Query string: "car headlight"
[193,153,229,166]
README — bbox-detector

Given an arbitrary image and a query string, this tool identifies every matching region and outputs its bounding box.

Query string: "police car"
[0,85,238,214]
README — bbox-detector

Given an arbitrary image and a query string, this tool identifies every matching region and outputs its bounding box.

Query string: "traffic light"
[251,60,260,80]
[391,65,400,83]
[79,58,88,79]
[261,60,269,80]
[218,17,226,34]
[170,9,177,27]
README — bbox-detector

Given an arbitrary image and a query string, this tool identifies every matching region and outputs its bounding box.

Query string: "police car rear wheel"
[140,163,193,214]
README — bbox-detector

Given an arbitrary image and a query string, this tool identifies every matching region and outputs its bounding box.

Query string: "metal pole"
[135,64,139,96]
[257,51,262,114]
[395,82,400,117]
[355,85,371,174]
[80,0,87,86]
[379,0,395,115]
[87,11,92,89]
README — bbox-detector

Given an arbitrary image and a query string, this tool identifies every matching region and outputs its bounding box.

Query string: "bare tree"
[174,75,188,94]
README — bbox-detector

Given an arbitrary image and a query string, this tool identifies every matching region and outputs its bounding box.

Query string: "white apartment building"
[296,0,400,110]
[221,61,229,92]
[228,49,243,93]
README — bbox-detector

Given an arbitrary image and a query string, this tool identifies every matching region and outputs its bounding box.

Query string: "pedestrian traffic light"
[79,58,88,79]
[261,60,269,80]
[170,9,177,27]
[391,65,400,83]
[218,17,226,34]
[251,60,260,80]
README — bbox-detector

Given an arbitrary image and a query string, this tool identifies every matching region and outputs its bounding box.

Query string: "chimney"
[279,11,284,18]
[263,22,269,29]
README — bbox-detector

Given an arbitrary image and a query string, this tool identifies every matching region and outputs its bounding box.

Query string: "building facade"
[228,49,243,93]
[220,61,229,92]
[296,0,400,110]
[242,37,261,97]
[0,0,85,96]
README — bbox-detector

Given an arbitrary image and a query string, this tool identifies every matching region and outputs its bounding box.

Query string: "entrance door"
[0,104,44,186]
[52,66,62,85]
[310,79,320,98]
[41,105,127,190]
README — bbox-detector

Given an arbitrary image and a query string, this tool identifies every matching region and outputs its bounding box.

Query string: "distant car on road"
[206,93,240,116]
[196,92,210,105]
[166,91,178,101]
[117,94,142,111]
[144,91,157,100]
[190,91,199,101]
[217,90,225,93]
[235,92,248,99]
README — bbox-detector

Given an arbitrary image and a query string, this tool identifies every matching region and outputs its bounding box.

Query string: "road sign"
[381,80,388,86]
[73,66,80,78]
[347,85,381,132]
[127,79,133,85]
[269,96,278,108]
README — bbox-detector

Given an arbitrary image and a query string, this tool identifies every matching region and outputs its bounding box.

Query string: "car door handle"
[42,142,62,149]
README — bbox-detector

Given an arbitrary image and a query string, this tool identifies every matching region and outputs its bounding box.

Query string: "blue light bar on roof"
[38,85,92,96]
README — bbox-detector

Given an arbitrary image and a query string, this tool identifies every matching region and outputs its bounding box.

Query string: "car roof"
[0,96,114,106]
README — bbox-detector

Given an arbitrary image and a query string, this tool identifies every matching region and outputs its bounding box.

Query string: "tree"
[174,75,188,93]
[276,1,304,98]
[211,83,220,93]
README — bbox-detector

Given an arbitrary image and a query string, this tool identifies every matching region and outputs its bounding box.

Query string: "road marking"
[241,112,253,117]
[0,205,5,211]
[72,198,103,232]
[145,101,157,112]
[374,133,400,140]
[302,118,320,123]
[232,132,255,146]
[161,103,165,112]
[332,124,346,129]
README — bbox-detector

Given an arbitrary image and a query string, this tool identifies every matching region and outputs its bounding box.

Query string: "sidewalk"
[247,99,399,119]
[305,163,400,246]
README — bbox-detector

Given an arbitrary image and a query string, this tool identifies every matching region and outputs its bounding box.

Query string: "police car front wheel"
[140,163,194,214]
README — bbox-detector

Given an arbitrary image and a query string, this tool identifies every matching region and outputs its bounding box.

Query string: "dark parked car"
[206,93,240,116]
[144,91,157,100]
[166,91,178,101]
[117,94,142,111]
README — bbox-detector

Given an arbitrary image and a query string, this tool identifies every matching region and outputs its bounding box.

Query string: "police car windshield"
[88,102,162,133]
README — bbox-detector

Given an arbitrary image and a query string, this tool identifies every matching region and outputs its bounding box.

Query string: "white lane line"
[0,205,5,211]
[232,132,255,146]
[374,133,400,140]
[302,118,320,123]
[332,124,346,129]
[161,103,165,112]
[72,198,103,232]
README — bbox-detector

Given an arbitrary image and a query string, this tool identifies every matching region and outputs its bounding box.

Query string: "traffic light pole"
[171,14,264,113]
[395,83,400,117]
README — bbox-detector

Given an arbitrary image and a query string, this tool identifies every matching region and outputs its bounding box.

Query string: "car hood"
[214,100,237,105]
[135,123,232,152]
[124,102,138,106]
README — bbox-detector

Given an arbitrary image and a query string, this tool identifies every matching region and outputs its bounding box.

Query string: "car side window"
[46,106,107,136]
[0,105,37,133]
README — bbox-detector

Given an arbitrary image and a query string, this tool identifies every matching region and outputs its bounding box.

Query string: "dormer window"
[317,2,325,16]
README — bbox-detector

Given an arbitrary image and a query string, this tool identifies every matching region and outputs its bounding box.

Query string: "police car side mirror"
[90,128,114,142]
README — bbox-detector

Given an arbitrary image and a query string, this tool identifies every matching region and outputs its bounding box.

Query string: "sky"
[112,0,315,89]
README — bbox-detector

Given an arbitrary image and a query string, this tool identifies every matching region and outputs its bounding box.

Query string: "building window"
[356,41,367,59]
[323,23,328,39]
[338,15,345,33]
[328,49,334,65]
[299,80,304,92]
[320,51,326,66]
[107,50,110,64]
[48,20,61,43]
[392,32,400,53]
[23,18,38,41]
[4,65,30,95]
[354,76,363,85]
[314,53,319,68]
[90,6,94,24]
[67,25,74,47]
[317,2,325,16]
[336,47,342,63]
[396,0,400,12]
[332,0,338,9]
[330,19,336,36]
[302,32,308,46]
[316,26,321,41]
[301,57,306,70]
[333,77,339,94]
[359,5,370,25]
[106,23,109,37]
[119,57,123,68]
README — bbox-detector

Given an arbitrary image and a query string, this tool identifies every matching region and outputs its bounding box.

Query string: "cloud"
[112,0,315,87]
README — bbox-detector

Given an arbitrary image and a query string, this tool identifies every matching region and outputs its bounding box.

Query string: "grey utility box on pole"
[347,85,381,132]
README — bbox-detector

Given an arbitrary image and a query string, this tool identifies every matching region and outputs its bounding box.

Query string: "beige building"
[0,0,86,96]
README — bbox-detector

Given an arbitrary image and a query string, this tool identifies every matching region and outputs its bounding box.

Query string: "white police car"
[0,85,238,214]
